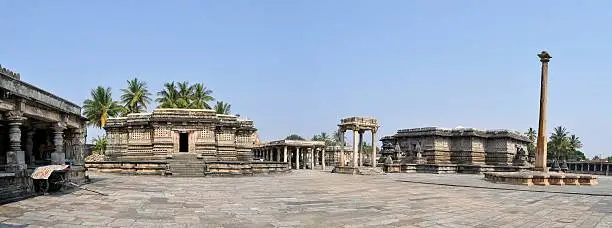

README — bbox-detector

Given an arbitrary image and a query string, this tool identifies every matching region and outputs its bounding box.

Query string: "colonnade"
[253,141,326,170]
[567,162,611,176]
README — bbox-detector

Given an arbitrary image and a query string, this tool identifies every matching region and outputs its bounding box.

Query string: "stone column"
[25,130,35,166]
[371,129,377,167]
[276,147,281,162]
[358,130,364,167]
[535,51,551,172]
[52,123,67,165]
[310,148,314,170]
[6,112,26,171]
[295,147,300,170]
[339,129,345,166]
[322,148,326,170]
[283,146,288,163]
[73,129,85,165]
[352,129,358,168]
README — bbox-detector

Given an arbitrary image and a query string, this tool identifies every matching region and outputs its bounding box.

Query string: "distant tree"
[120,78,151,115]
[312,132,332,145]
[92,135,108,155]
[83,86,123,128]
[607,156,612,162]
[592,155,601,161]
[285,134,305,141]
[331,129,348,146]
[213,101,231,115]
[526,127,537,155]
[157,82,180,108]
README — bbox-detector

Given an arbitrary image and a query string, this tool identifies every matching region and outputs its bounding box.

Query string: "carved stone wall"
[385,127,530,166]
[104,109,257,162]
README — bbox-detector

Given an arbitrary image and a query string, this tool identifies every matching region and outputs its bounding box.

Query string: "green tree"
[526,127,537,155]
[120,78,151,115]
[312,132,333,145]
[331,129,347,146]
[213,101,231,114]
[83,86,123,128]
[92,135,108,155]
[286,134,305,141]
[190,83,214,109]
[546,126,585,161]
[156,82,180,108]
[157,81,215,109]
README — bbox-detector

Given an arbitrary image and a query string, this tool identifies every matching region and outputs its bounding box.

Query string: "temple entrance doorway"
[179,132,188,152]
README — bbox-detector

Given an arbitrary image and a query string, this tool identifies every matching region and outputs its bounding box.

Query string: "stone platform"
[85,161,290,177]
[383,163,532,174]
[484,171,598,186]
[331,166,385,175]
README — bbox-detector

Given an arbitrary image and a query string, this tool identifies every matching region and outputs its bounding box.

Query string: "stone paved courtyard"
[1,171,612,228]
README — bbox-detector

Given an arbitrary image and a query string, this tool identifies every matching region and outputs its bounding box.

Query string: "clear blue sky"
[2,1,611,158]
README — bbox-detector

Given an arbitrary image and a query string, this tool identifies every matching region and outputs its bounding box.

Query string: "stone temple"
[88,109,288,176]
[0,65,87,203]
[380,127,534,173]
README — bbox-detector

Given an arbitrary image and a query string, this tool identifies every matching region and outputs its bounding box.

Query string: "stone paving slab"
[0,170,611,227]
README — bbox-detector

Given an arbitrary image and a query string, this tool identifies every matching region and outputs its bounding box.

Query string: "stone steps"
[167,153,206,177]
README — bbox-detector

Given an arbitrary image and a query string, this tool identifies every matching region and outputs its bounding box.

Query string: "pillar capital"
[53,122,67,132]
[538,51,551,63]
[5,111,26,124]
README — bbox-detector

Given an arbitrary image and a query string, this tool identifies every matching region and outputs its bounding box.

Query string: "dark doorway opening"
[179,133,188,152]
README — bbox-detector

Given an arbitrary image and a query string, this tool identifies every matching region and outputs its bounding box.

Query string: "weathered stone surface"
[2,171,612,227]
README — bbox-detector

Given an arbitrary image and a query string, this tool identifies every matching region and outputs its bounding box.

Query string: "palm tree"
[568,134,582,150]
[156,82,179,108]
[120,78,152,115]
[83,86,123,128]
[526,128,537,143]
[175,81,192,108]
[548,126,570,160]
[92,135,108,155]
[213,101,231,114]
[190,83,214,109]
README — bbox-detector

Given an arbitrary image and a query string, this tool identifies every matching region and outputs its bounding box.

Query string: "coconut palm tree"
[526,127,536,142]
[286,134,305,141]
[213,101,231,114]
[83,86,123,128]
[548,126,571,160]
[568,134,582,150]
[191,83,214,109]
[92,135,108,155]
[157,82,179,108]
[120,78,151,115]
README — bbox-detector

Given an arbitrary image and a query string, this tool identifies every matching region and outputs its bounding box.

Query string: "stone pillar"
[295,147,300,170]
[339,129,345,167]
[6,112,26,171]
[283,146,288,163]
[73,129,85,165]
[52,123,67,165]
[322,148,326,170]
[352,130,358,168]
[358,130,364,167]
[25,130,35,166]
[276,147,281,162]
[535,51,551,172]
[371,130,377,167]
[310,148,314,170]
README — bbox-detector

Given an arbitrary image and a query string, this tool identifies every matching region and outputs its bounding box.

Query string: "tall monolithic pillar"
[52,123,67,165]
[535,51,551,172]
[276,147,281,162]
[339,129,345,166]
[352,129,359,168]
[6,112,26,171]
[371,129,377,167]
